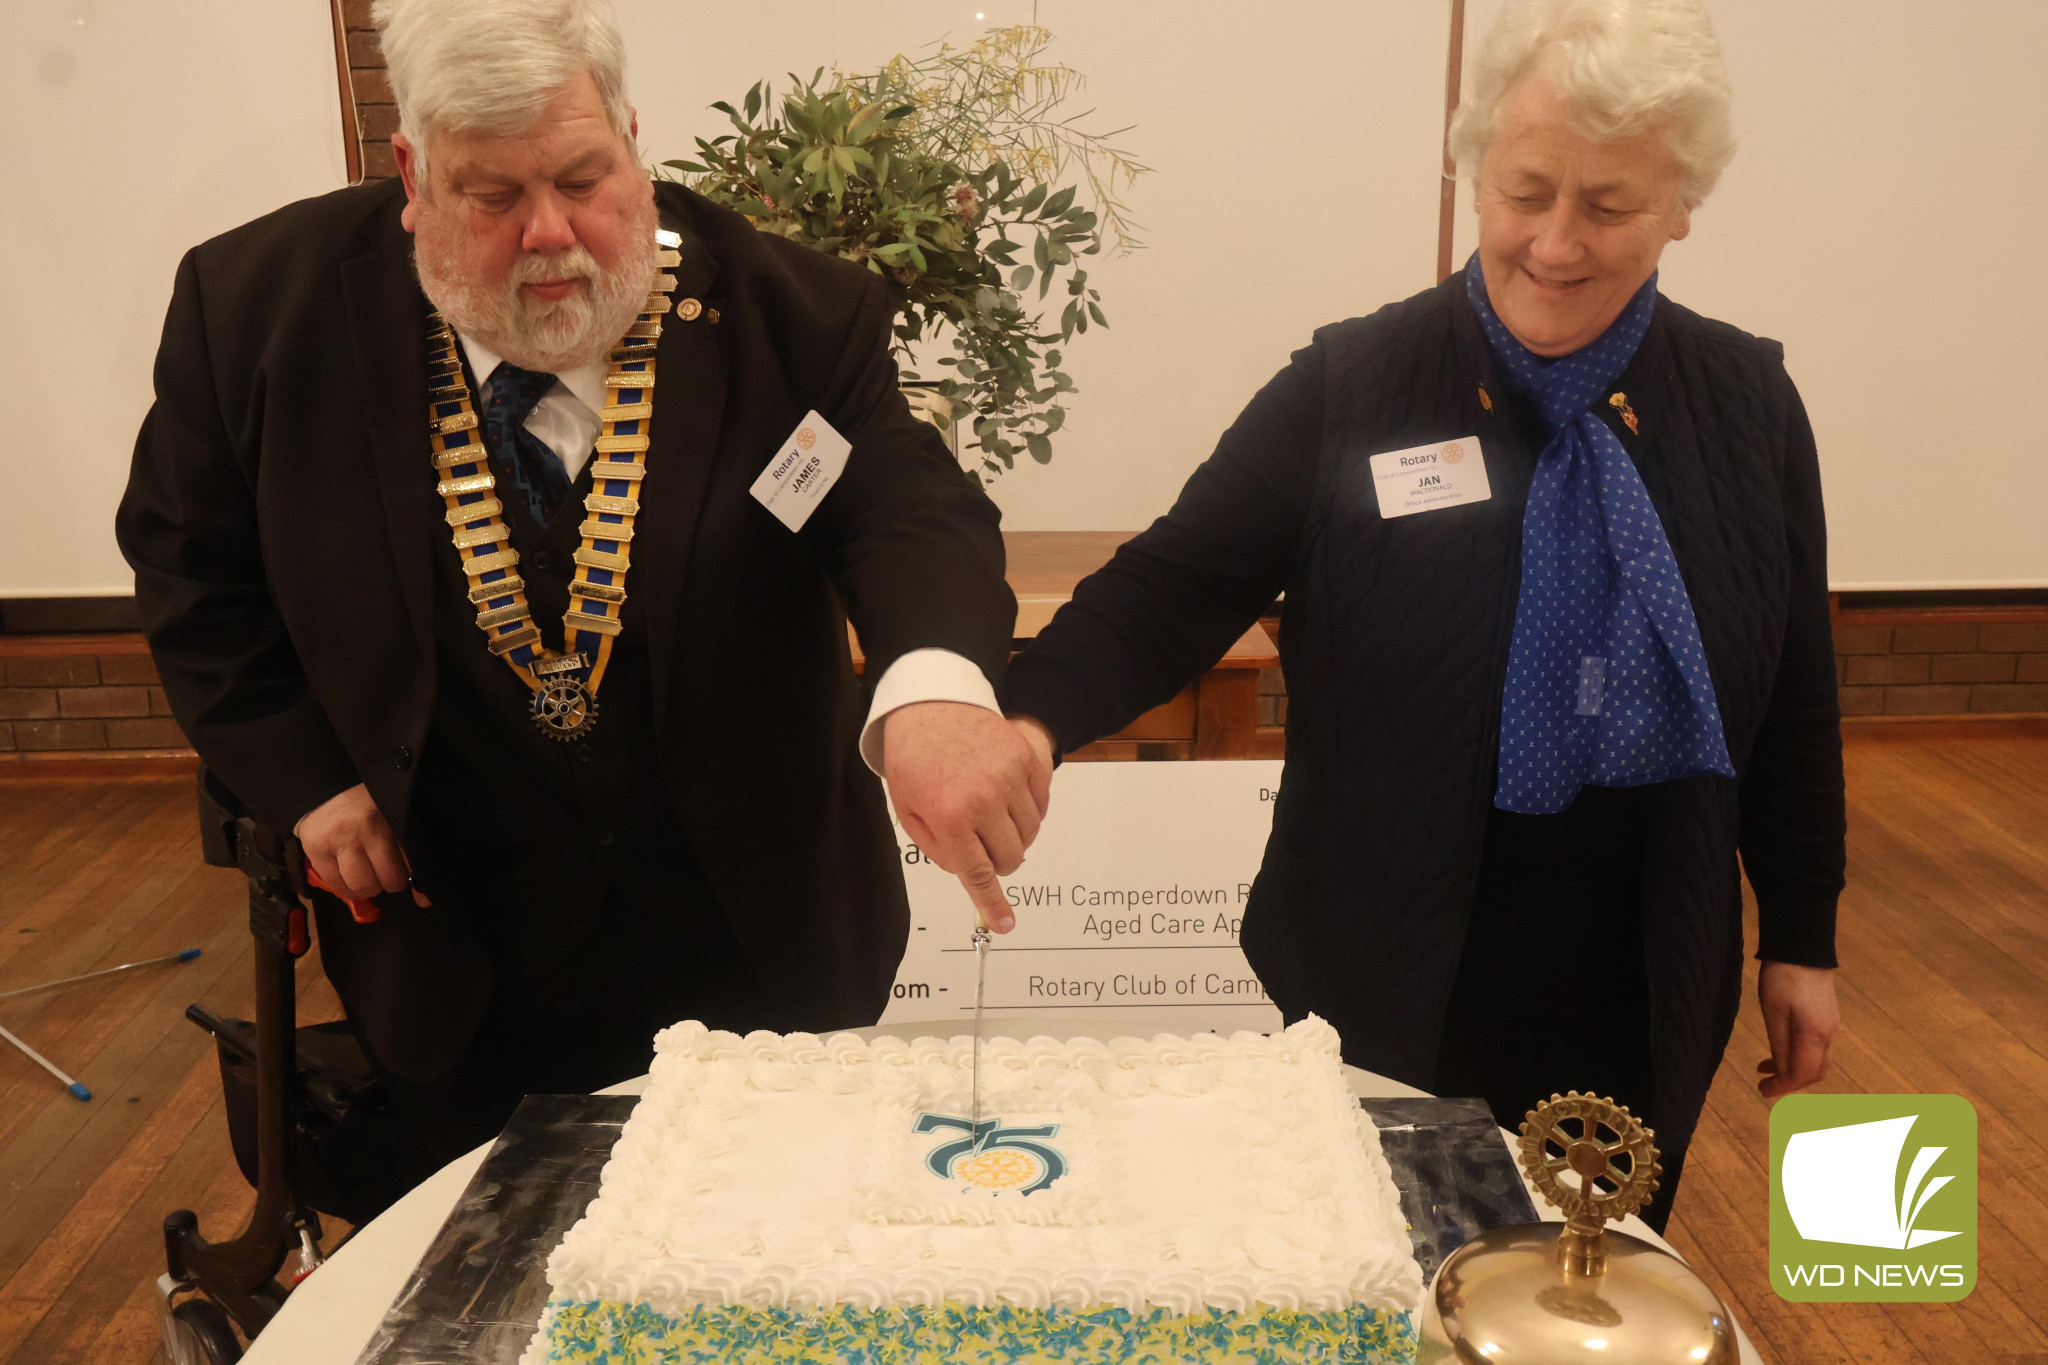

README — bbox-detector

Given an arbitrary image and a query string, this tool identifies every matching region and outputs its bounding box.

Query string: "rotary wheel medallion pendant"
[530,678,598,742]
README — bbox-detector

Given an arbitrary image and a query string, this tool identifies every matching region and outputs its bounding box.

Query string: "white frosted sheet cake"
[523,1016,1421,1363]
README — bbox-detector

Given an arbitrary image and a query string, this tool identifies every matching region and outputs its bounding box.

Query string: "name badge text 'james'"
[751,411,853,531]
[1368,436,1491,519]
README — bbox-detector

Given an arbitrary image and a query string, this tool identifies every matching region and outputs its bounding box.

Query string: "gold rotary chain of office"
[423,233,685,741]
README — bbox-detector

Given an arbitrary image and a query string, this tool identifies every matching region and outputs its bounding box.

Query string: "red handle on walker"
[302,865,383,925]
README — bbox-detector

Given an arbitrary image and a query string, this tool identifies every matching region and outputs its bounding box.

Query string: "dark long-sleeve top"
[1002,275,1845,1140]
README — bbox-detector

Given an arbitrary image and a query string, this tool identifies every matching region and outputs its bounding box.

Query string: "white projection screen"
[615,0,1456,539]
[2,1,2042,595]
[0,0,349,597]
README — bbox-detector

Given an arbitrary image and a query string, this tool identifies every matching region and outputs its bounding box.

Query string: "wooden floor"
[0,724,2044,1364]
[0,765,347,1365]
[1666,720,2048,1365]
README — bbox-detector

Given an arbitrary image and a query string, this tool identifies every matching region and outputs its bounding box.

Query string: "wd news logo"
[1770,1095,1976,1302]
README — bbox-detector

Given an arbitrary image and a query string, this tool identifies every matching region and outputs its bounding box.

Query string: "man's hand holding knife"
[882,703,1055,934]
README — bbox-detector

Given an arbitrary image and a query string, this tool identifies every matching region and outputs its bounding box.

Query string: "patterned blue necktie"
[482,362,572,524]
[1465,254,1736,815]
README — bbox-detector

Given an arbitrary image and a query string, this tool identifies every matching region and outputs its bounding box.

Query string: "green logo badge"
[1770,1094,1976,1302]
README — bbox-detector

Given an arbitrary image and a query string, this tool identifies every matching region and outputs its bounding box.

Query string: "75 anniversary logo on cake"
[914,1113,1070,1195]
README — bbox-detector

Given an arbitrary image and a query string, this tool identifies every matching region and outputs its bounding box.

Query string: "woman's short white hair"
[1448,0,1736,209]
[371,0,632,173]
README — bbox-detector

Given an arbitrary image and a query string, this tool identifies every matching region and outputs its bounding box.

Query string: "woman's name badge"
[751,411,852,531]
[1369,436,1491,519]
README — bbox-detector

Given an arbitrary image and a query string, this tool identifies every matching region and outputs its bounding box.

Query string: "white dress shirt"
[453,332,1000,774]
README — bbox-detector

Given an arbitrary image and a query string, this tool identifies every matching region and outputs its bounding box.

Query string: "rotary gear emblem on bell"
[1519,1090,1663,1226]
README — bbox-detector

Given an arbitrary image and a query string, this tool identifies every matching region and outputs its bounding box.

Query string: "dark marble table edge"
[353,1092,1534,1363]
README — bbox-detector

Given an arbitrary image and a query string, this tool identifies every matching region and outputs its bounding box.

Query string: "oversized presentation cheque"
[884,760,1286,1031]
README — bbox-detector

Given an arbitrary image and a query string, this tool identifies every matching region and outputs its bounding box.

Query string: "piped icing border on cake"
[541,1017,1422,1323]
[522,1298,1419,1365]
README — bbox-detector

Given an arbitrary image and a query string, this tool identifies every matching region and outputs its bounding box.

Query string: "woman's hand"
[1756,961,1838,1098]
[1009,714,1056,775]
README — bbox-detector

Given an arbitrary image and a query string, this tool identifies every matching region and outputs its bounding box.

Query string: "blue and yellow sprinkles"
[536,1298,1418,1364]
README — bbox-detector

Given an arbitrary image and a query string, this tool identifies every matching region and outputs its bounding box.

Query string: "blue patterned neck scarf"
[1465,253,1735,814]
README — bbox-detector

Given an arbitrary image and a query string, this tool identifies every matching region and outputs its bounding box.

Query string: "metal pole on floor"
[0,1020,91,1101]
[0,947,202,1002]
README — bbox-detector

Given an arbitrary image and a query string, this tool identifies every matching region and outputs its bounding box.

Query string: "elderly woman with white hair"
[1001,0,1843,1228]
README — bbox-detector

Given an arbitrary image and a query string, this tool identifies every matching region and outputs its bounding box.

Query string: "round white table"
[242,1016,1761,1364]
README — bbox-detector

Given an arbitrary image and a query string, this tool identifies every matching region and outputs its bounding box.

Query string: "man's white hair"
[1448,0,1736,209]
[371,0,633,173]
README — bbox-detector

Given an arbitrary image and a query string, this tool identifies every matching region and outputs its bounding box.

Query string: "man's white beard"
[416,217,657,374]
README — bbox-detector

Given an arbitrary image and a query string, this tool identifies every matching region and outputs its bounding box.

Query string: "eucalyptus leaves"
[663,27,1145,482]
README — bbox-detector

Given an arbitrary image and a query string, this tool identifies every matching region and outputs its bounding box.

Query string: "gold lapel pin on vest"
[675,297,703,321]
[1609,392,1640,434]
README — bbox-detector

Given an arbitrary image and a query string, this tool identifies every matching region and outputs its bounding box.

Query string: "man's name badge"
[1369,436,1492,519]
[751,411,852,532]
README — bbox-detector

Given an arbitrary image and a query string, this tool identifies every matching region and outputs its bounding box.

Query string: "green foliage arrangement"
[661,27,1146,483]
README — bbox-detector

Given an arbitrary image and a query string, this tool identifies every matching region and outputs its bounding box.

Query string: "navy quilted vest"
[1241,276,1832,1164]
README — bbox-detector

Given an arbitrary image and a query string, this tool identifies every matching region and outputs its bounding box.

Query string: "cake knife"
[969,911,991,1152]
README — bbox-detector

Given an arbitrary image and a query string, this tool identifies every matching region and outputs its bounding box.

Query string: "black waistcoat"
[402,444,763,1032]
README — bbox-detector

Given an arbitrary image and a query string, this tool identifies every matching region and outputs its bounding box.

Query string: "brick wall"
[1246,608,2048,735]
[0,638,189,758]
[1835,608,2048,717]
[5,603,2044,762]
[340,0,397,180]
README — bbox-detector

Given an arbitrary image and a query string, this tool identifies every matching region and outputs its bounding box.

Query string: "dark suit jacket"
[118,178,1013,1049]
[1003,275,1845,1166]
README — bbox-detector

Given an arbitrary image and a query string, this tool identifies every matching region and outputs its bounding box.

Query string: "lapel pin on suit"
[1608,391,1639,435]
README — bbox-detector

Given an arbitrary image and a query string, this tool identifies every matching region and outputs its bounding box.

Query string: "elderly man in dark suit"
[116,0,1045,1164]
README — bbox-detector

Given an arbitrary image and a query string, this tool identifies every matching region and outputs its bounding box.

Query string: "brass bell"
[1421,1092,1738,1363]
